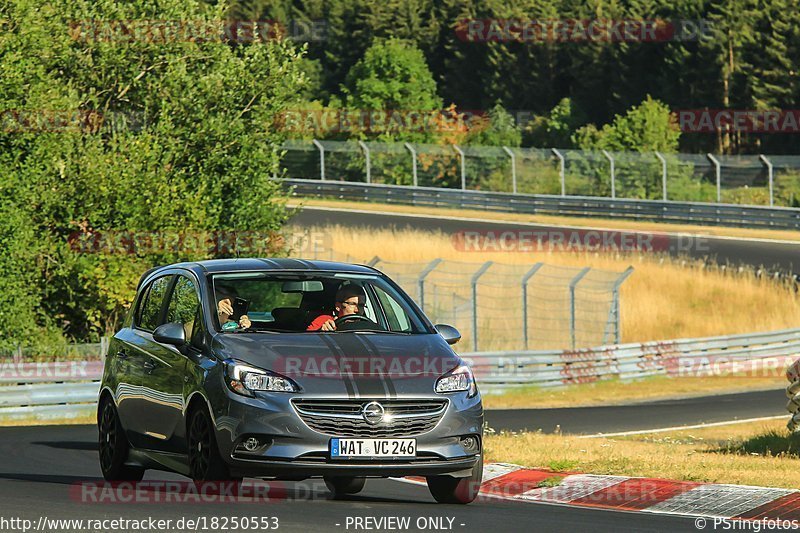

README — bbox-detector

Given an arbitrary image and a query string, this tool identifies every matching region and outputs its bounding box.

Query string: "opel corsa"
[98,259,484,504]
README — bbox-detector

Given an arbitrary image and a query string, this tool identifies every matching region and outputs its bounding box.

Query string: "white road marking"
[577,415,788,438]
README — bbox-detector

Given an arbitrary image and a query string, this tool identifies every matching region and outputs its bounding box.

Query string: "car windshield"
[210,272,430,334]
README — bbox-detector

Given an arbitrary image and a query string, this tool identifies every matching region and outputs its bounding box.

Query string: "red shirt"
[307,314,334,331]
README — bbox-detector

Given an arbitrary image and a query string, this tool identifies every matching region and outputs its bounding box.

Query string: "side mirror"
[153,322,186,347]
[435,324,461,345]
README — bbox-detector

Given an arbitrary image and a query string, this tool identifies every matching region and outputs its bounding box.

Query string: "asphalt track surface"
[288,206,800,271]
[484,388,787,435]
[4,207,793,531]
[0,424,703,532]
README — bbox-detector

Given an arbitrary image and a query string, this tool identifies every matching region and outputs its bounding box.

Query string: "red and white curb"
[403,463,800,520]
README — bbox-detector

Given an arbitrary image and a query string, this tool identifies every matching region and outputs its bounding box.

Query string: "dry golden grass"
[481,375,787,409]
[484,419,800,489]
[290,197,800,243]
[0,414,95,427]
[301,225,800,344]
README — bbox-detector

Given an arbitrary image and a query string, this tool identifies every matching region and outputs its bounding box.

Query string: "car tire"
[98,397,145,481]
[187,406,241,484]
[324,476,366,497]
[426,454,483,504]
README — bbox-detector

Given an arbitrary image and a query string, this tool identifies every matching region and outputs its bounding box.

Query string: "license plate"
[330,438,416,458]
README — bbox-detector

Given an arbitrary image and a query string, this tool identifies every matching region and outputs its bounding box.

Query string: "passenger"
[307,284,366,331]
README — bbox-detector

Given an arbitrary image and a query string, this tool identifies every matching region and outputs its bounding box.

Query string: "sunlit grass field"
[484,418,800,489]
[297,225,800,344]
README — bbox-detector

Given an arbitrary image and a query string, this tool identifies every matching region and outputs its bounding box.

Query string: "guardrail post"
[569,267,591,350]
[602,150,616,199]
[417,258,442,310]
[759,155,774,207]
[366,256,381,267]
[606,266,634,345]
[358,141,371,184]
[552,148,566,196]
[655,151,668,201]
[453,144,466,190]
[312,139,325,181]
[707,153,721,203]
[471,261,493,351]
[404,142,418,187]
[502,146,517,194]
[521,263,544,350]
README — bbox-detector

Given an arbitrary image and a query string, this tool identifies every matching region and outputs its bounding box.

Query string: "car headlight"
[224,359,300,396]
[435,364,477,397]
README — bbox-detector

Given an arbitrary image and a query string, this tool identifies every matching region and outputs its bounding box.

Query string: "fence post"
[453,144,466,190]
[312,139,325,181]
[404,142,418,187]
[417,258,442,310]
[655,151,668,201]
[707,153,721,203]
[521,263,544,350]
[759,155,774,207]
[602,150,616,199]
[609,266,634,345]
[552,148,566,196]
[471,261,493,351]
[502,146,517,194]
[367,256,381,267]
[569,267,591,350]
[358,141,371,184]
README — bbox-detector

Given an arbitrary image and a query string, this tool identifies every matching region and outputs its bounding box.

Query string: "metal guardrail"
[280,178,800,230]
[281,140,800,207]
[467,328,800,392]
[0,361,102,423]
[2,329,799,424]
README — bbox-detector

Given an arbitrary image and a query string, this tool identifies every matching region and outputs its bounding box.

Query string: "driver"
[307,283,366,331]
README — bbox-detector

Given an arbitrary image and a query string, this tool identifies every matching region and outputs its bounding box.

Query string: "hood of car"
[212,331,463,396]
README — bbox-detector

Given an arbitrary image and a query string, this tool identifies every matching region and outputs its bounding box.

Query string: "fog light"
[243,437,260,451]
[460,435,480,453]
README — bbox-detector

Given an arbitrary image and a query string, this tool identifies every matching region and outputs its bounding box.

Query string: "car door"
[116,274,173,448]
[140,274,200,452]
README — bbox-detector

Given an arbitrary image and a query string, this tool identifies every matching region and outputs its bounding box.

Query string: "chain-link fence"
[300,245,633,351]
[278,140,800,207]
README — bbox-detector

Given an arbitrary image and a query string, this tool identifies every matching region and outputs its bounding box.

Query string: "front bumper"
[207,383,484,479]
[226,456,480,479]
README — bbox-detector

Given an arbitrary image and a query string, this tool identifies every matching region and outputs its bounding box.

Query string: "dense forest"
[222,0,800,155]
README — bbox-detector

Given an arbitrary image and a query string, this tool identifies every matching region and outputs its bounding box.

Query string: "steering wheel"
[334,314,374,326]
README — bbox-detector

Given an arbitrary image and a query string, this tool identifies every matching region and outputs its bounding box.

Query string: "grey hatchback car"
[98,259,484,503]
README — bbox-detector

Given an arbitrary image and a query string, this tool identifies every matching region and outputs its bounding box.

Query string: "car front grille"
[292,399,448,438]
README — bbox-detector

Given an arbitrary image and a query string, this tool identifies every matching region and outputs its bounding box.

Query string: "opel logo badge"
[361,401,384,425]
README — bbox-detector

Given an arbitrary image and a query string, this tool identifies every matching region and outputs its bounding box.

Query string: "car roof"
[146,258,380,279]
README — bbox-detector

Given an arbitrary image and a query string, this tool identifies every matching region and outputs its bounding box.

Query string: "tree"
[0,0,308,350]
[341,38,441,111]
[573,96,680,153]
[466,103,522,147]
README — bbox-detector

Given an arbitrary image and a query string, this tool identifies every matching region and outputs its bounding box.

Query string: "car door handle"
[116,350,128,359]
[143,361,157,373]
